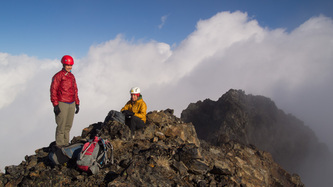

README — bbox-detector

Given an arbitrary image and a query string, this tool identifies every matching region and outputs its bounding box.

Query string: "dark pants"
[125,116,145,135]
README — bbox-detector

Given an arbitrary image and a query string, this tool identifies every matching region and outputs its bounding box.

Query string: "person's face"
[131,94,138,101]
[63,64,73,72]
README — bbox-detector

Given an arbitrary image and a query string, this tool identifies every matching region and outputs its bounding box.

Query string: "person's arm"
[134,101,147,120]
[73,76,80,105]
[121,102,130,112]
[50,74,60,107]
[50,73,61,115]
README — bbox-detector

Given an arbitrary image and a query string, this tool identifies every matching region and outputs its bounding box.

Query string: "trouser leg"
[125,118,134,135]
[64,102,75,144]
[132,116,145,130]
[125,116,145,135]
[56,102,67,146]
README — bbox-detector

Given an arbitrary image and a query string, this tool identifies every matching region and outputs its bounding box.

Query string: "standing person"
[50,55,80,147]
[121,87,147,136]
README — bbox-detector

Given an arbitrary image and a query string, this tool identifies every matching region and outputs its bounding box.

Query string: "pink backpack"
[77,136,113,174]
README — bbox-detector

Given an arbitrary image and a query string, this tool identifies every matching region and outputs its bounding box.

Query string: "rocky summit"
[0,108,303,186]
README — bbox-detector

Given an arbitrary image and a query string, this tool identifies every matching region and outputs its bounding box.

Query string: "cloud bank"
[1,11,332,185]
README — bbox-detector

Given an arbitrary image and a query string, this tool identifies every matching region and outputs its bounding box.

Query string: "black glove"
[122,110,134,118]
[54,105,61,116]
[75,104,80,114]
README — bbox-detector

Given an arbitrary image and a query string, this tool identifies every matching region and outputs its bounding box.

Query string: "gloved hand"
[122,110,134,118]
[54,105,61,116]
[75,104,80,114]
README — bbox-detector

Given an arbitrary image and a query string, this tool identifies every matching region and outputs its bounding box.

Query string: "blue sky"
[1,0,332,59]
[1,1,333,186]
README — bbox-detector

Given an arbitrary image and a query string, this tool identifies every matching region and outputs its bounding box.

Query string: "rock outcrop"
[181,89,332,186]
[0,109,303,186]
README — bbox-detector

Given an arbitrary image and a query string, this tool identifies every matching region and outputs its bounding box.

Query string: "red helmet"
[61,55,74,65]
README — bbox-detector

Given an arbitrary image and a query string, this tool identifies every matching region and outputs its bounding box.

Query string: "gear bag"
[76,136,113,174]
[48,142,84,165]
[104,110,125,124]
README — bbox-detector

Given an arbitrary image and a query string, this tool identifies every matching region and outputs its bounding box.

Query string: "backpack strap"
[99,139,113,165]
[107,141,114,164]
[99,139,114,165]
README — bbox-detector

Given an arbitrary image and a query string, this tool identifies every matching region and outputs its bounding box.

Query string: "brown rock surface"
[0,109,303,186]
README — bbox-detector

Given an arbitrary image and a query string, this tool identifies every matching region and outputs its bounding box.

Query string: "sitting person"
[121,87,147,136]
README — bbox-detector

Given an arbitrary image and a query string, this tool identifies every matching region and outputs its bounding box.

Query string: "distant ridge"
[181,89,333,186]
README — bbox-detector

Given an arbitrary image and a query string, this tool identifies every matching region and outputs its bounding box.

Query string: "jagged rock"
[171,160,188,175]
[200,140,304,186]
[0,109,304,186]
[181,89,333,177]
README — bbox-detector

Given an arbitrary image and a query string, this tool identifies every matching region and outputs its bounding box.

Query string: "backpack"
[76,136,113,174]
[48,142,84,165]
[104,110,125,124]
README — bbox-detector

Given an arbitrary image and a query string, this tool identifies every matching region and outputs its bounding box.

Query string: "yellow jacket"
[121,96,147,123]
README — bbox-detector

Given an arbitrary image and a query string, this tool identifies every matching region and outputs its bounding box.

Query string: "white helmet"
[130,87,140,94]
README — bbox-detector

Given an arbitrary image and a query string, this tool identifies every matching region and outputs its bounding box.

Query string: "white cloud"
[0,12,332,185]
[0,54,35,108]
[158,15,169,29]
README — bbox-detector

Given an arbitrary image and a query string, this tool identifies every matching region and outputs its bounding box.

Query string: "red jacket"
[50,69,80,107]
